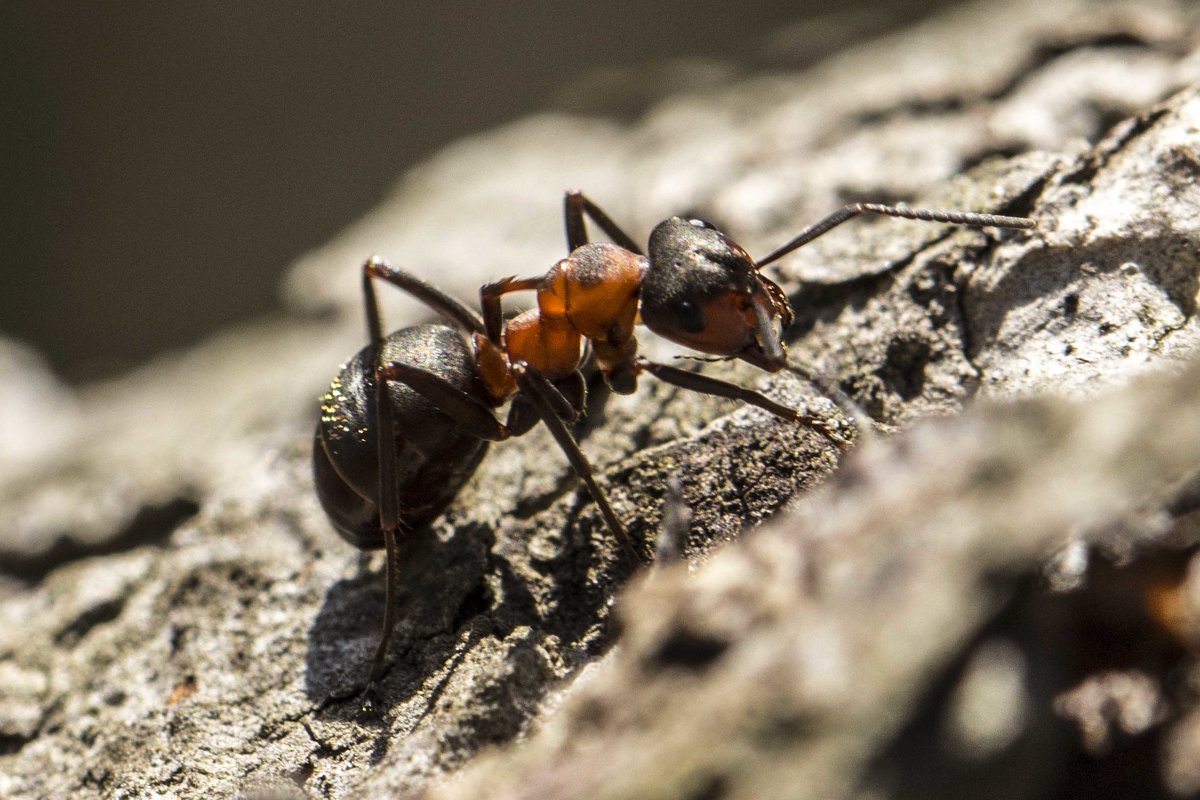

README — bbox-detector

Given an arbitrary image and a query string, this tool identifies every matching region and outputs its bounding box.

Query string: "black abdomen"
[313,324,491,549]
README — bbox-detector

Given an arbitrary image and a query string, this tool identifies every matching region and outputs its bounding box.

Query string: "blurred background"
[1,0,958,384]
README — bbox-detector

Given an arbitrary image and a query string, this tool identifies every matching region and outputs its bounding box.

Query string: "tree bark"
[3,1,1200,798]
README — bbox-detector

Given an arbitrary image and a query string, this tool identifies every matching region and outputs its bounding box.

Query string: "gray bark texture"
[5,0,1200,797]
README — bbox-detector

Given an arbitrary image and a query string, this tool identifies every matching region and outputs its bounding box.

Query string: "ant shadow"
[302,514,611,760]
[303,522,493,710]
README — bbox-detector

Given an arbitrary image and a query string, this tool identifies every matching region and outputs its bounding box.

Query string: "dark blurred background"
[1,1,956,384]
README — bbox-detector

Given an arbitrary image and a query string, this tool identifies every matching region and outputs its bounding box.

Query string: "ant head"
[641,217,794,372]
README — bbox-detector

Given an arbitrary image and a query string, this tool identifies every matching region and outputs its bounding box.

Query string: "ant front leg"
[564,190,642,254]
[635,357,852,448]
[782,360,877,441]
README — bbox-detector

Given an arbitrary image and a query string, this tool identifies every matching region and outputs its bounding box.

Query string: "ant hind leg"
[319,350,405,710]
[324,357,509,708]
[362,257,486,337]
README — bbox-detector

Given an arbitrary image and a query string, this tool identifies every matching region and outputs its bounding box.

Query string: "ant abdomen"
[314,323,490,549]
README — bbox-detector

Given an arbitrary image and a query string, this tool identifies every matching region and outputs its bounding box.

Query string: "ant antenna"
[674,354,736,364]
[756,203,1037,268]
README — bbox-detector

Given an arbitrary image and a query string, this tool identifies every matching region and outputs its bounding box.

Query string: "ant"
[313,190,1036,695]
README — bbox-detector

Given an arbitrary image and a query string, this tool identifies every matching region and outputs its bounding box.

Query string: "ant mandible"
[313,190,1035,692]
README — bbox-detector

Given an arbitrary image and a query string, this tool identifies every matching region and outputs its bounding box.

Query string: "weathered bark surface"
[4,1,1200,798]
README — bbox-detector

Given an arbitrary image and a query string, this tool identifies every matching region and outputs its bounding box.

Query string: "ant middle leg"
[564,190,642,254]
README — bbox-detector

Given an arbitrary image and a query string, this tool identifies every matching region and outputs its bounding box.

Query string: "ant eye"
[686,218,716,230]
[675,298,705,333]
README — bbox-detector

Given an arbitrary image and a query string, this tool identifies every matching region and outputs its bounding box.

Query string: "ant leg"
[636,357,851,448]
[359,342,402,696]
[363,256,486,336]
[507,371,585,436]
[783,360,877,440]
[481,191,641,343]
[564,190,642,254]
[335,257,406,699]
[376,363,511,442]
[331,265,504,704]
[554,370,588,422]
[756,203,1037,268]
[480,276,542,345]
[512,361,649,566]
[351,361,509,699]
